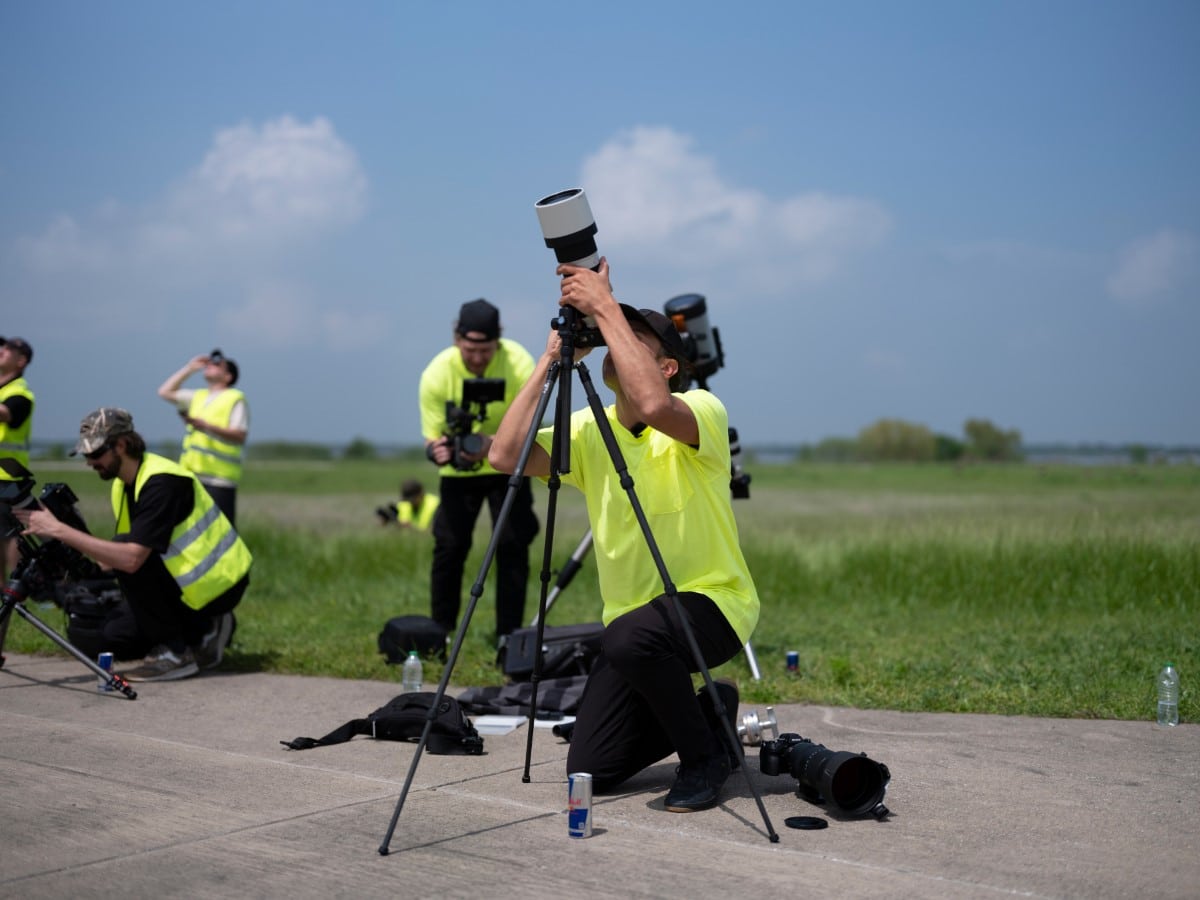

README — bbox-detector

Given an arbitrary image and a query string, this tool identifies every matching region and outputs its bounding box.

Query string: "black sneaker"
[698,678,741,770]
[664,753,732,813]
[195,612,235,670]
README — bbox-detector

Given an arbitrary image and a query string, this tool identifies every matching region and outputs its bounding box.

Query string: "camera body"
[444,404,487,471]
[759,732,806,777]
[442,378,505,472]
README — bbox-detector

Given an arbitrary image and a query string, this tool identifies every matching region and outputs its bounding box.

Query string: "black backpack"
[378,615,448,662]
[280,692,483,755]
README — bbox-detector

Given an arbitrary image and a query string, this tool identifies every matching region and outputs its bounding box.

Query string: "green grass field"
[8,458,1198,723]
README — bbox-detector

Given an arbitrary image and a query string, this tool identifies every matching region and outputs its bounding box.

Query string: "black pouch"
[499,622,604,681]
[280,691,483,755]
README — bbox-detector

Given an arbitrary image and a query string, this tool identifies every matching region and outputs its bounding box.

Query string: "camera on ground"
[759,732,891,819]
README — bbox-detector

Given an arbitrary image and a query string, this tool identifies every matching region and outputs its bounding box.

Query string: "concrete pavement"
[2,652,1198,899]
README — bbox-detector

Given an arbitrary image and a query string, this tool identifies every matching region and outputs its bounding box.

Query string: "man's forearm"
[49,524,149,574]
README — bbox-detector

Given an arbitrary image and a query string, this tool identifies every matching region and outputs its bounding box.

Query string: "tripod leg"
[743,640,762,681]
[529,529,592,628]
[380,361,563,855]
[573,361,779,843]
[0,594,137,699]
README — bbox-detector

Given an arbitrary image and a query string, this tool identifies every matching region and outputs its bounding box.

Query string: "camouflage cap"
[72,407,134,456]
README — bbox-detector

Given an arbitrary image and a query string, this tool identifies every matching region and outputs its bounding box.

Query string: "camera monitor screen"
[462,378,505,407]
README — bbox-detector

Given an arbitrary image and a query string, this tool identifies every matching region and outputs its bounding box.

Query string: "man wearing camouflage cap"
[15,407,252,681]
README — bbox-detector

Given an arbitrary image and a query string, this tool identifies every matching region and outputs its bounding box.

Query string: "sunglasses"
[83,443,112,461]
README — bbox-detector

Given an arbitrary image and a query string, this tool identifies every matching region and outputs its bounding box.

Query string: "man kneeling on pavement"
[489,257,759,812]
[16,407,251,682]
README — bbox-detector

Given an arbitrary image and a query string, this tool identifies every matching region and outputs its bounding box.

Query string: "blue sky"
[2,1,1197,449]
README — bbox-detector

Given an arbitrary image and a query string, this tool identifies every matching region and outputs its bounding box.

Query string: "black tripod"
[0,554,138,699]
[378,312,778,853]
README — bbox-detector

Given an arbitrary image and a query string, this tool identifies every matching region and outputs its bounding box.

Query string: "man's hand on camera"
[540,328,593,365]
[425,437,452,466]
[556,257,615,319]
[14,506,65,541]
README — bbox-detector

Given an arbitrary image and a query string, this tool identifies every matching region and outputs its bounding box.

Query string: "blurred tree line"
[798,417,1023,463]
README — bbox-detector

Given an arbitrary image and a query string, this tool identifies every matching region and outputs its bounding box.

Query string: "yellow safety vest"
[112,453,253,611]
[0,376,35,476]
[398,493,440,531]
[181,388,245,483]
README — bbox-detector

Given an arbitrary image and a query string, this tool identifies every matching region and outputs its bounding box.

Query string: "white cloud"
[580,126,891,290]
[1107,228,1198,308]
[218,280,387,350]
[11,115,369,341]
[20,115,366,275]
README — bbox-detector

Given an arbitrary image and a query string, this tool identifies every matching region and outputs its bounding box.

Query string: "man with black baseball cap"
[0,336,35,577]
[490,256,759,815]
[417,298,539,642]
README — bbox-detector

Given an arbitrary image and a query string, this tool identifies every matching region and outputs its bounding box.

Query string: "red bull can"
[97,652,114,691]
[567,772,593,838]
[786,650,799,673]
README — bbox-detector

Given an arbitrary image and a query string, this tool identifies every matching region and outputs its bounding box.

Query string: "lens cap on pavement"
[785,816,829,830]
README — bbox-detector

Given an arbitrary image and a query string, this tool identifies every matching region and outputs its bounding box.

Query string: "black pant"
[200,482,237,526]
[565,592,742,793]
[115,559,249,656]
[430,474,538,638]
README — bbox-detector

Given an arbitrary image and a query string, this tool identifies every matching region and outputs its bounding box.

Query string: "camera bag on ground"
[378,615,447,663]
[457,674,589,717]
[498,622,604,681]
[57,578,151,661]
[279,691,483,755]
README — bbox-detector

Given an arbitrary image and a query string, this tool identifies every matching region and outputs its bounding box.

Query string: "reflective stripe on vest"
[180,388,245,482]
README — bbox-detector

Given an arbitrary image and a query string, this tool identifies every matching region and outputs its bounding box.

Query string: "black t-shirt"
[2,395,32,429]
[113,471,195,599]
[117,472,195,552]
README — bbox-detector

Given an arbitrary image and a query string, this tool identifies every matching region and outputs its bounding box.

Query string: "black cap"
[456,299,500,340]
[0,336,33,364]
[618,304,692,390]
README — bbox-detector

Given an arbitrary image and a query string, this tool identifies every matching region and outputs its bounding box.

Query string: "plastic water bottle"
[1157,662,1179,727]
[402,650,423,693]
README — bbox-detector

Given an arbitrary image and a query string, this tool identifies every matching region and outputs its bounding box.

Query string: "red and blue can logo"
[568,772,593,838]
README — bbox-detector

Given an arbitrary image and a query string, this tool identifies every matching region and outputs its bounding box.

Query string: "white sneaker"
[122,645,199,682]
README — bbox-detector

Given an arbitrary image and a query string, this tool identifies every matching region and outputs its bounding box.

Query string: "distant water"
[749,445,1200,466]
